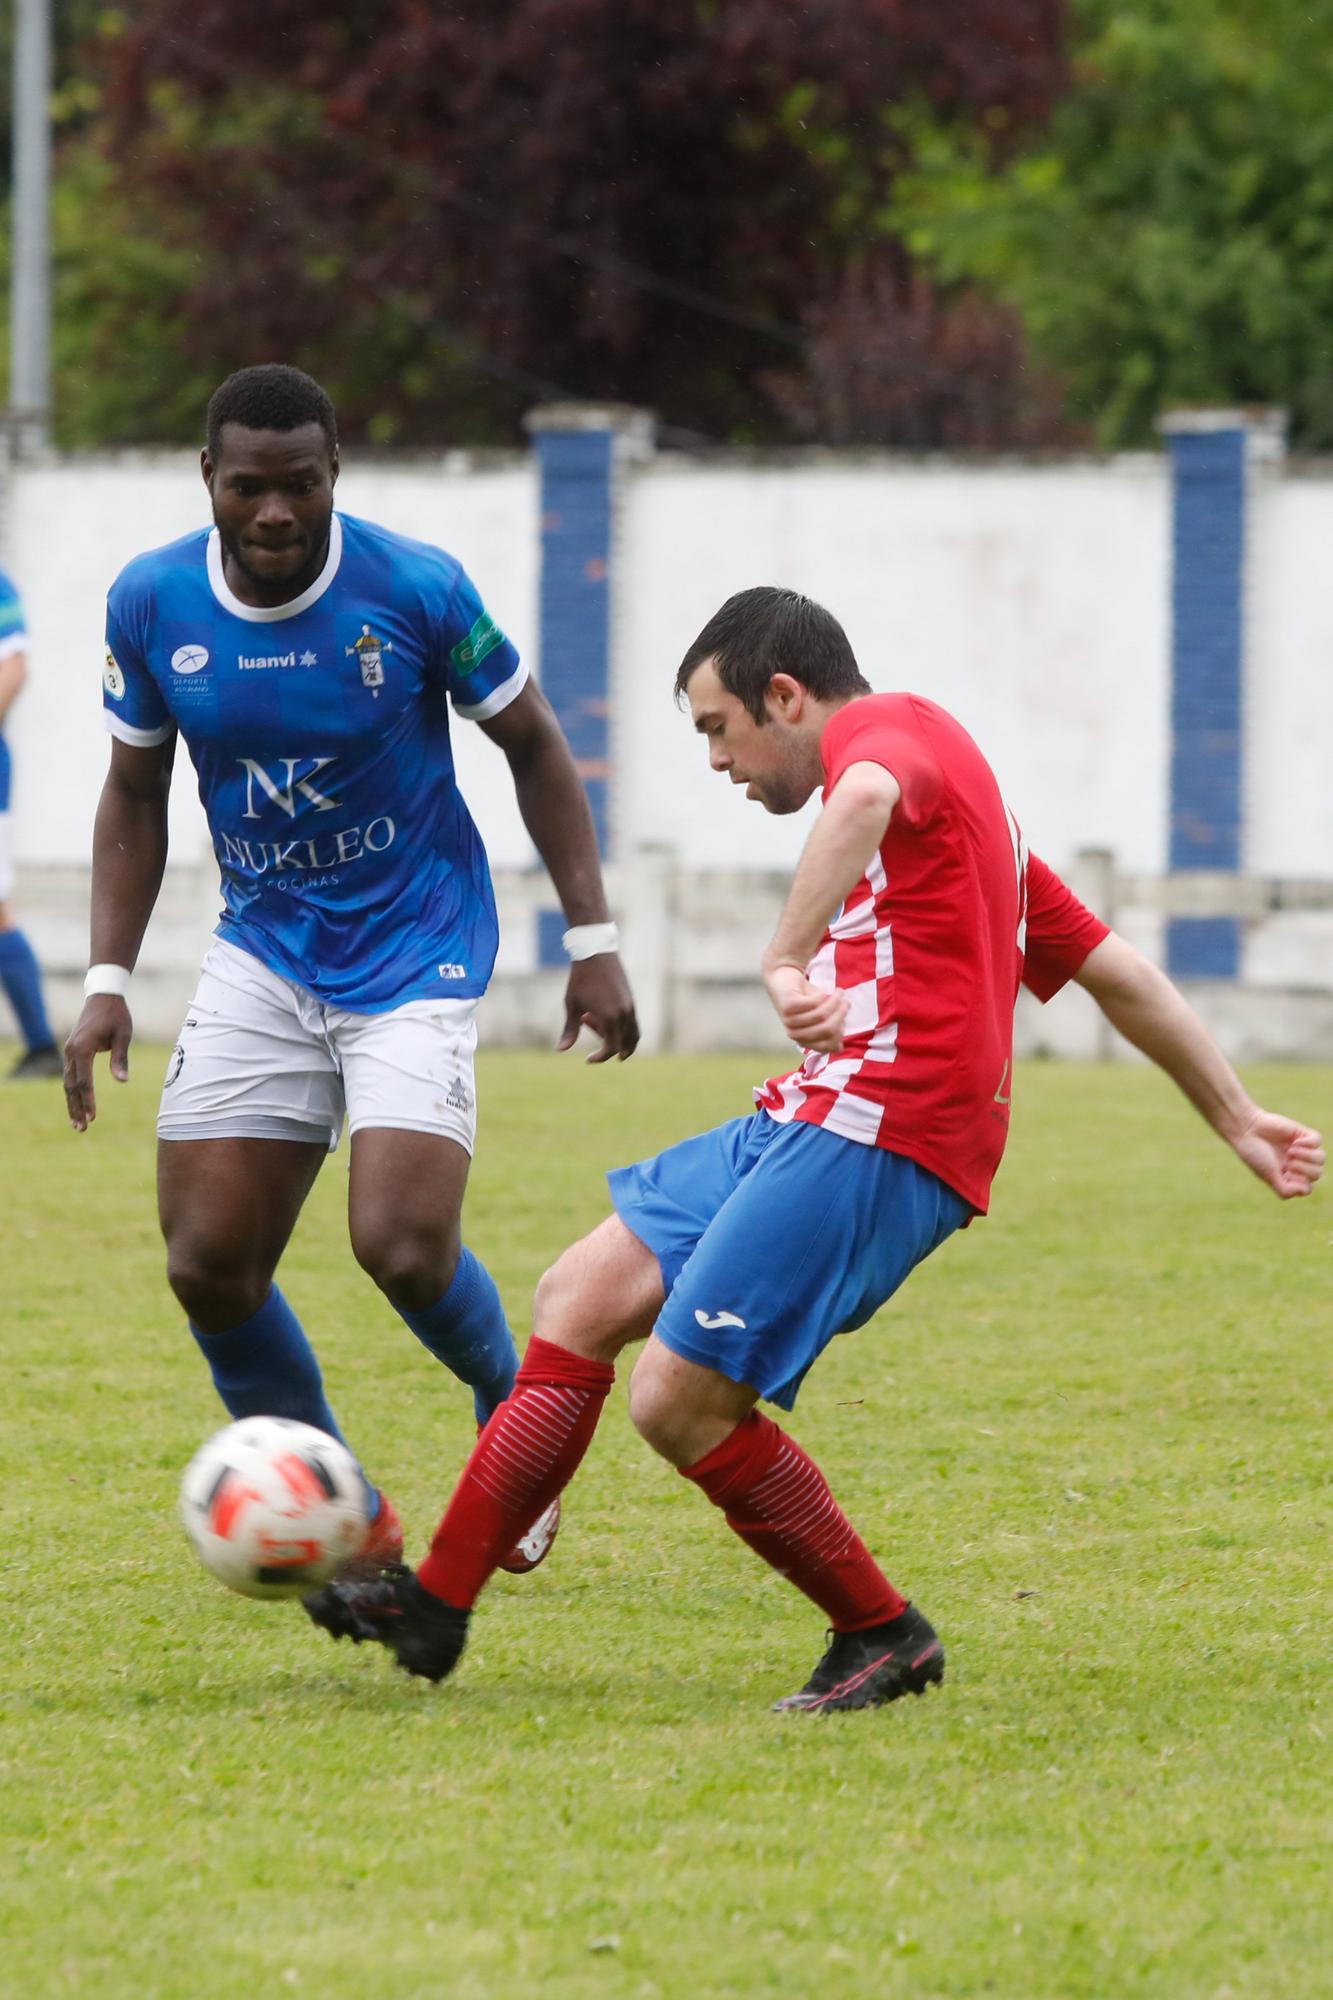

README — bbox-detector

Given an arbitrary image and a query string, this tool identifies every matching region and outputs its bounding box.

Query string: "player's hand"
[63,996,133,1132]
[559,954,640,1064]
[764,962,849,1054]
[1230,1107,1324,1199]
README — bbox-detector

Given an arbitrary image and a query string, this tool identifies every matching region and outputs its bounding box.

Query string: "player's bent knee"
[352,1230,457,1312]
[531,1250,603,1354]
[629,1341,756,1465]
[627,1351,687,1454]
[532,1244,648,1363]
[166,1248,272,1328]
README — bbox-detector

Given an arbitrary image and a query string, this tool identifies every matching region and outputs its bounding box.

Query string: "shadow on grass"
[9,1659,744,1724]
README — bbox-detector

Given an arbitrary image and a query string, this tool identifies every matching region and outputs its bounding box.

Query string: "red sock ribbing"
[416,1335,613,1608]
[682,1410,906,1632]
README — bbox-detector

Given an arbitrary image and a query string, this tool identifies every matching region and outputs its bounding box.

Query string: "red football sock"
[416,1335,613,1608]
[682,1410,907,1631]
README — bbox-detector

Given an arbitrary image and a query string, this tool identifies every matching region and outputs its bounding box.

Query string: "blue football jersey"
[102,513,527,1009]
[0,566,25,656]
[0,565,27,809]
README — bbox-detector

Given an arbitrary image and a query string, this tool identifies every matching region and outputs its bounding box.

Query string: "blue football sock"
[189,1285,379,1516]
[0,926,54,1052]
[397,1249,520,1425]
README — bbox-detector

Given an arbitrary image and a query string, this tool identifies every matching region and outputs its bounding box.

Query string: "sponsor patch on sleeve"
[103,649,127,699]
[450,612,506,677]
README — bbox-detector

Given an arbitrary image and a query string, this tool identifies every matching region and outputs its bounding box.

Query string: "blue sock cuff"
[397,1250,518,1423]
[397,1250,482,1344]
[189,1286,350,1449]
[189,1284,284,1361]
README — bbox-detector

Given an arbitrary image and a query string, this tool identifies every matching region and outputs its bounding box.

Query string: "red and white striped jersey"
[755,693,1107,1214]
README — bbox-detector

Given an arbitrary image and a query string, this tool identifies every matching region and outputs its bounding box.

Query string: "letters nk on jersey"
[102,514,526,1010]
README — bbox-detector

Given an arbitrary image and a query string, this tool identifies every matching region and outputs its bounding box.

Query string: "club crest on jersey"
[347,624,392,696]
[103,649,126,700]
[171,643,210,676]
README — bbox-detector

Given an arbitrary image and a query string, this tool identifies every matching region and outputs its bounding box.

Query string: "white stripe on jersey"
[766,849,898,1144]
[453,658,530,722]
[805,936,838,990]
[842,978,882,1038]
[821,1088,886,1144]
[867,1019,900,1064]
[829,893,877,940]
[104,711,174,748]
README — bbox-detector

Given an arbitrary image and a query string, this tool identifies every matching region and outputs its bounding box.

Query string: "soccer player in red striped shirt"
[309,587,1324,1710]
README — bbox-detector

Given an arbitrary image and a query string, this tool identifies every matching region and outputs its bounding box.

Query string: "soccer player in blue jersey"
[0,566,61,1079]
[63,363,638,1579]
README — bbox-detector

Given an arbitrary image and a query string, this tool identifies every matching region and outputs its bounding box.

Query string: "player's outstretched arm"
[63,735,175,1131]
[1073,932,1325,1199]
[762,761,901,1053]
[480,682,638,1063]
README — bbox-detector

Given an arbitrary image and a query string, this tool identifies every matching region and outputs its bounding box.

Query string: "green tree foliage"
[38,0,1068,447]
[895,0,1333,446]
[0,0,105,198]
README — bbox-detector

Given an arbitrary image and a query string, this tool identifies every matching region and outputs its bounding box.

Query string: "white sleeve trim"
[0,633,27,661]
[104,710,174,748]
[452,658,529,722]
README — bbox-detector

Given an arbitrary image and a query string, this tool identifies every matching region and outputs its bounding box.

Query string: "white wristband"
[562,922,620,962]
[84,963,131,1000]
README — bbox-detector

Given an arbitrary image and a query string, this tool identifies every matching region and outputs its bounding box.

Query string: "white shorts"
[0,814,13,902]
[157,939,480,1152]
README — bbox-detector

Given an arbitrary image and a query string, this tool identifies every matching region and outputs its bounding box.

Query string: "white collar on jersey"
[206,513,344,623]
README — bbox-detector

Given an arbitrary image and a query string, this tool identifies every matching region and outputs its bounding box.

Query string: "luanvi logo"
[237,650,316,671]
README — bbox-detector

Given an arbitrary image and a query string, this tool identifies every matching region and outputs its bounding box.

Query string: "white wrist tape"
[84,963,131,1000]
[562,922,620,962]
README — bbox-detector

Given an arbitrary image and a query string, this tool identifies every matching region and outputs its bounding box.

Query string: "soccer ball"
[179,1416,370,1600]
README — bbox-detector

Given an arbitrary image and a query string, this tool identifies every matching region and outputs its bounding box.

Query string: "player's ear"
[329,447,340,488]
[200,447,214,491]
[768,673,805,723]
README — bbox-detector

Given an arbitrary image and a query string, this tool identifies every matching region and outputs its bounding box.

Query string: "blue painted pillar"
[1160,409,1284,978]
[525,404,652,968]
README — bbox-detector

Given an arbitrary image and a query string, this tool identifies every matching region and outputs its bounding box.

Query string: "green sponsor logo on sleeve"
[450,612,506,677]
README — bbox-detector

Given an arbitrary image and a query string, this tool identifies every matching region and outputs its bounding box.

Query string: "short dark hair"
[675,586,871,720]
[205,364,338,458]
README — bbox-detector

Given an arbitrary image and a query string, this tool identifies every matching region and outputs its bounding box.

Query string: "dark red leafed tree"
[92,0,1069,445]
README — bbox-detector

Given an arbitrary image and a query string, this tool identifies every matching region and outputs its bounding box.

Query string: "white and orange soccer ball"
[179,1416,370,1600]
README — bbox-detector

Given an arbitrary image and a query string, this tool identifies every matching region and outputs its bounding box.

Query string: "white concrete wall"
[615,454,1171,879]
[3,440,1330,1035]
[1246,473,1333,880]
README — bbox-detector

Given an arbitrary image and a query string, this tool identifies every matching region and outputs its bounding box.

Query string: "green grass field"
[3,1047,1330,1999]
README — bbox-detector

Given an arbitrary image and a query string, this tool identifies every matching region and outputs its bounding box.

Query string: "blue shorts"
[608,1113,968,1410]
